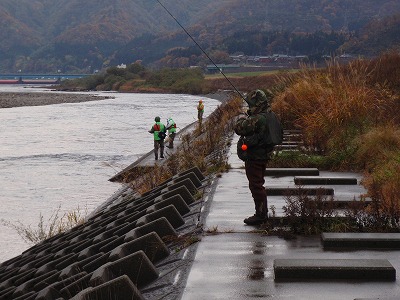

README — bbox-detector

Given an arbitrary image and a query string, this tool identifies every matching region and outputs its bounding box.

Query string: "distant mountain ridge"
[1,0,400,73]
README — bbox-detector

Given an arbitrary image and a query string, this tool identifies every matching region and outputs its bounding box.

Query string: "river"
[0,85,221,263]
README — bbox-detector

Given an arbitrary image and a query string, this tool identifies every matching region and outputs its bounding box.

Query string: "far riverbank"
[0,90,233,109]
[0,92,112,109]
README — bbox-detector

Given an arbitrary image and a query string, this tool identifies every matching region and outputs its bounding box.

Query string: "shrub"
[282,191,341,235]
[1,205,87,245]
[353,125,400,171]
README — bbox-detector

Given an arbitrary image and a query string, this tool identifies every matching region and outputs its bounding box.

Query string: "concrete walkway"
[180,135,400,300]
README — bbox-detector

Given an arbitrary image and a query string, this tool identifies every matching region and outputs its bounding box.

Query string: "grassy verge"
[269,51,400,234]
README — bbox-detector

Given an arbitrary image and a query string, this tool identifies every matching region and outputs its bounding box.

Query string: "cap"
[245,89,271,108]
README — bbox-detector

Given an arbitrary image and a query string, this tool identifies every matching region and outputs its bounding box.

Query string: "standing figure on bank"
[166,117,177,148]
[197,100,204,122]
[234,89,282,225]
[149,116,166,160]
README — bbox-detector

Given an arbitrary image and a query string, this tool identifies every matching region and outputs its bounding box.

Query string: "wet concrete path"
[181,135,400,300]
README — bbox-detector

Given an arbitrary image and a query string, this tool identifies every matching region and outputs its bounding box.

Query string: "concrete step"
[283,133,302,140]
[354,297,400,300]
[266,187,334,196]
[318,197,371,208]
[281,141,303,145]
[276,144,301,150]
[322,233,400,249]
[274,258,396,281]
[284,129,302,134]
[294,176,358,185]
[265,168,320,177]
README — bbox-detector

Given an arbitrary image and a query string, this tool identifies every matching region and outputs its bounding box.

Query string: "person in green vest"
[197,100,204,122]
[166,117,177,148]
[148,116,166,160]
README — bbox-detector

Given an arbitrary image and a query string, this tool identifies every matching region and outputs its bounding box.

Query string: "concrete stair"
[273,233,400,282]
[322,233,400,249]
[270,130,399,284]
[265,168,320,177]
[274,258,396,282]
[294,176,358,185]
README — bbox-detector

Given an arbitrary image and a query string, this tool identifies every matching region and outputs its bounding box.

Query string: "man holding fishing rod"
[156,1,282,225]
[197,100,204,122]
[149,116,166,160]
[234,89,283,225]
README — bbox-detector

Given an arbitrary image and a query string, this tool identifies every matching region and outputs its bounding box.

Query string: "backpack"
[236,111,283,161]
[158,130,166,140]
[262,111,283,147]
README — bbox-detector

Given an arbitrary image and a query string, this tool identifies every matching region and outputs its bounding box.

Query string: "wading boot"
[244,214,268,225]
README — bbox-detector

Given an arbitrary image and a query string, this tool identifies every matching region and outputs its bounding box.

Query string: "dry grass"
[273,53,400,157]
[272,51,400,228]
[1,205,87,244]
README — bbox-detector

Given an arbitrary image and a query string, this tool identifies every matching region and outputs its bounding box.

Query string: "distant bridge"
[0,74,91,84]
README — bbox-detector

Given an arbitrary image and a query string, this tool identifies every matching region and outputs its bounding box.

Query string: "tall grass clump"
[1,205,87,245]
[273,52,400,167]
[356,126,400,227]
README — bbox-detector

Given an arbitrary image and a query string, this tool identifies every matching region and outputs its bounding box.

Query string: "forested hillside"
[1,0,399,73]
[341,13,400,55]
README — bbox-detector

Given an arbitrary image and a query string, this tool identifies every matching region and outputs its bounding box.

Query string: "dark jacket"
[234,110,282,161]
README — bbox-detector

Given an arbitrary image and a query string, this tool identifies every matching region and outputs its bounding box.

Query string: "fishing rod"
[116,120,136,127]
[156,0,246,102]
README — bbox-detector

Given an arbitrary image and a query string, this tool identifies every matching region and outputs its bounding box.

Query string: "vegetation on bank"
[59,63,209,94]
[58,60,289,94]
[270,51,400,233]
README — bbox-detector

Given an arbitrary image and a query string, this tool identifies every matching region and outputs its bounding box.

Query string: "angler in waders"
[149,116,166,160]
[166,117,176,148]
[197,100,204,122]
[234,89,283,225]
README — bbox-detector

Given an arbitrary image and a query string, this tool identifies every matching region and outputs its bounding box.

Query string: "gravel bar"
[0,92,112,108]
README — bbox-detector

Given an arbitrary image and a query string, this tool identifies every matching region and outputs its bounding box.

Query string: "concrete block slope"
[0,166,207,300]
[70,275,144,300]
